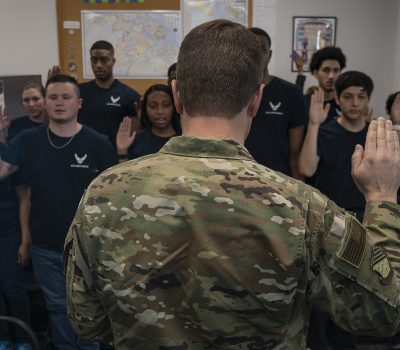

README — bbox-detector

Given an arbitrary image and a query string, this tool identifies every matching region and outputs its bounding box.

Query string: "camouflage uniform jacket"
[64,136,400,350]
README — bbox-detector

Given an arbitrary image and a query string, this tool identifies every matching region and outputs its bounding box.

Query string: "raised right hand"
[0,106,10,133]
[351,117,400,203]
[47,65,62,80]
[116,116,136,155]
[309,88,330,126]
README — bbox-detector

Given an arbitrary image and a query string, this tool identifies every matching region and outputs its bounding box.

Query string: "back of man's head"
[90,40,114,55]
[335,70,374,98]
[309,46,346,72]
[177,20,263,119]
[248,27,272,49]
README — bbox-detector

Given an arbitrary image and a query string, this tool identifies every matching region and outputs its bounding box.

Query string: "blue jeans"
[30,245,99,350]
[0,233,31,343]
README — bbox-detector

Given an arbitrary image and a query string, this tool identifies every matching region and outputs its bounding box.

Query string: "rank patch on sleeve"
[371,245,393,285]
[337,218,366,268]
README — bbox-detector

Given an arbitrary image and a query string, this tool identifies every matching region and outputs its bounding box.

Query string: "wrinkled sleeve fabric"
[64,192,113,343]
[307,192,400,336]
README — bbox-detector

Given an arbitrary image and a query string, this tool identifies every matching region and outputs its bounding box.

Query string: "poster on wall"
[81,10,181,79]
[182,0,248,37]
[291,16,337,72]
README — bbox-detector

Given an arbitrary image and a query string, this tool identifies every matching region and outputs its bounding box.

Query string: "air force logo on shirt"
[266,101,283,115]
[71,153,89,168]
[107,96,121,107]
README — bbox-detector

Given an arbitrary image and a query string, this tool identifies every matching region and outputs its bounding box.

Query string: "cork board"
[56,0,252,95]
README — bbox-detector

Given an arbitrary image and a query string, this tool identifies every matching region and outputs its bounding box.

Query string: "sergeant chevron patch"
[371,245,393,285]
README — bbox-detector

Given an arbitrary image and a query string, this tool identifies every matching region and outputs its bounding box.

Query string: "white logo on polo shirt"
[107,96,122,107]
[71,153,89,168]
[269,101,281,111]
[265,101,283,115]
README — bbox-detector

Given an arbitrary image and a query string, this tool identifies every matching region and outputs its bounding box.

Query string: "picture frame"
[291,16,337,72]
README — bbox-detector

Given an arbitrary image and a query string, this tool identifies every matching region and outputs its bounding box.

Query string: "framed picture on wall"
[291,16,337,72]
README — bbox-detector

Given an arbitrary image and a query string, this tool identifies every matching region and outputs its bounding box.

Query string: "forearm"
[362,201,400,274]
[0,159,17,180]
[16,186,32,245]
[289,155,304,181]
[298,123,320,177]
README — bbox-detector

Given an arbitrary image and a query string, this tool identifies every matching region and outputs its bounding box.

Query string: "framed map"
[182,0,248,37]
[81,10,181,78]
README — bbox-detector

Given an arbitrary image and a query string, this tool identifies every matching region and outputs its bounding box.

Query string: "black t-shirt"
[128,129,175,160]
[7,116,43,142]
[245,76,306,176]
[304,95,341,126]
[0,143,20,236]
[78,80,141,147]
[315,120,368,215]
[2,124,117,252]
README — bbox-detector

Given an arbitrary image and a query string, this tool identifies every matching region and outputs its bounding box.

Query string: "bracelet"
[393,124,400,131]
[117,154,128,160]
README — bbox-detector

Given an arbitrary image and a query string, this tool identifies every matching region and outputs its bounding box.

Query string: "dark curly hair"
[386,91,400,115]
[309,47,346,72]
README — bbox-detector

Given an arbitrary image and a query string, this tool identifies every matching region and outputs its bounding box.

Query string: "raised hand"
[116,116,136,155]
[294,56,305,74]
[309,88,330,126]
[0,106,10,133]
[47,65,62,80]
[351,117,400,203]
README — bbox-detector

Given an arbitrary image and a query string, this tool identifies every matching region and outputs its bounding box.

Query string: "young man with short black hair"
[78,40,141,147]
[306,46,347,124]
[245,27,306,179]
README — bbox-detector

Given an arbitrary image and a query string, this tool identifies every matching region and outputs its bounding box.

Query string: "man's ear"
[335,93,340,106]
[267,50,273,64]
[171,80,183,114]
[248,84,264,118]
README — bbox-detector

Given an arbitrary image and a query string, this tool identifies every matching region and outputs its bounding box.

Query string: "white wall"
[0,0,399,114]
[269,0,398,115]
[0,0,58,83]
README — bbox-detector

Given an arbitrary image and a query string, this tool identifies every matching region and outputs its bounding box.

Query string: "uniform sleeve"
[307,193,400,336]
[288,86,307,129]
[64,193,113,343]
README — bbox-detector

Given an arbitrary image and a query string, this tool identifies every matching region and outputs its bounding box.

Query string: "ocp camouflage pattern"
[64,137,400,350]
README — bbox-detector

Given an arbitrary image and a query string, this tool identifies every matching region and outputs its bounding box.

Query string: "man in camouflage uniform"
[64,20,400,350]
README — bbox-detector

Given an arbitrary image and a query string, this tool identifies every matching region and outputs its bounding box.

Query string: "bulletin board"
[56,0,252,95]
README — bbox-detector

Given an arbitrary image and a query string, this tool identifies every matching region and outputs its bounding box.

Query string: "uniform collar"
[159,136,254,161]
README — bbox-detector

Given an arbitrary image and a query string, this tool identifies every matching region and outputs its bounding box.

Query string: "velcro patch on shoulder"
[330,213,346,238]
[371,245,394,285]
[337,218,366,269]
